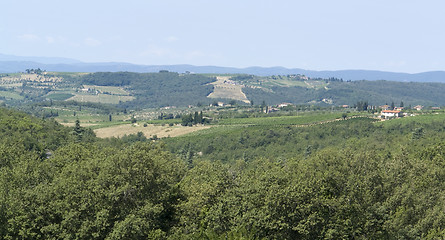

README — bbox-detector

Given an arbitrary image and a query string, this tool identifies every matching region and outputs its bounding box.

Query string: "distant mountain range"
[1,54,445,82]
[0,54,81,64]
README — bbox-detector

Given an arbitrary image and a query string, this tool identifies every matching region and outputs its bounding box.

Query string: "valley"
[1,67,445,238]
[1,102,445,238]
[1,70,445,239]
[3,0,445,238]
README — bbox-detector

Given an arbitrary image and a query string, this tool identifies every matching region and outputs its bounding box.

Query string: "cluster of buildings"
[379,105,403,119]
[380,105,441,119]
[263,103,293,113]
[341,103,441,120]
[79,87,100,95]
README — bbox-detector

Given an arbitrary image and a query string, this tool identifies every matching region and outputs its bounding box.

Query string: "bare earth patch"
[208,76,250,104]
[94,124,211,139]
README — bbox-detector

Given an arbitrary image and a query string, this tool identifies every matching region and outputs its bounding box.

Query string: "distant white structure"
[380,105,390,110]
[278,103,292,108]
[210,102,225,107]
[413,105,424,111]
[381,110,402,119]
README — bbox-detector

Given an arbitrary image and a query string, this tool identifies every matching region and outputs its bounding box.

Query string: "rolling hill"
[1,54,445,82]
[2,71,445,109]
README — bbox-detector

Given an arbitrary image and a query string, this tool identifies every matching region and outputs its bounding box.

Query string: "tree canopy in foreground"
[0,107,444,239]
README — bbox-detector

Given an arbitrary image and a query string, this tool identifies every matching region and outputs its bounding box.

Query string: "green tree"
[73,119,83,142]
[199,111,203,124]
[194,111,199,125]
[355,101,368,111]
[181,114,193,126]
[412,127,424,139]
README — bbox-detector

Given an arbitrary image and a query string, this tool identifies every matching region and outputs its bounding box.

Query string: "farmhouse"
[380,105,391,110]
[414,105,424,111]
[278,103,292,108]
[381,110,402,119]
[264,106,279,113]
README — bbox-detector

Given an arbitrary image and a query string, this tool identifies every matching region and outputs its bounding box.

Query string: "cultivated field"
[0,73,62,83]
[94,123,211,139]
[0,83,22,88]
[83,85,130,95]
[0,90,24,100]
[60,122,99,127]
[66,85,134,104]
[46,93,75,101]
[217,112,346,126]
[66,93,135,104]
[238,75,327,89]
[207,76,250,104]
[268,78,307,87]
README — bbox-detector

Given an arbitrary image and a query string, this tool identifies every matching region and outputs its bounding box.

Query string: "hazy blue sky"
[1,0,444,73]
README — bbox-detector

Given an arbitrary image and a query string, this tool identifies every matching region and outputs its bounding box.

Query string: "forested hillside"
[244,79,445,106]
[76,72,445,107]
[3,71,445,112]
[78,71,216,108]
[1,107,445,239]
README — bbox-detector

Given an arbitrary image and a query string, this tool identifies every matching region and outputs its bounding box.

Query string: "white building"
[413,105,424,111]
[381,110,402,119]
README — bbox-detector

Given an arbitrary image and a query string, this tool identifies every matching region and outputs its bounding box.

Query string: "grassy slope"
[0,90,24,100]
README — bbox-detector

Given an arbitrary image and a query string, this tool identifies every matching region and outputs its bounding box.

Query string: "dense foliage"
[1,107,445,239]
[165,117,376,162]
[0,108,184,239]
[78,71,216,108]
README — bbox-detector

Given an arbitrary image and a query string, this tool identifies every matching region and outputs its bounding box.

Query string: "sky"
[1,0,444,73]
